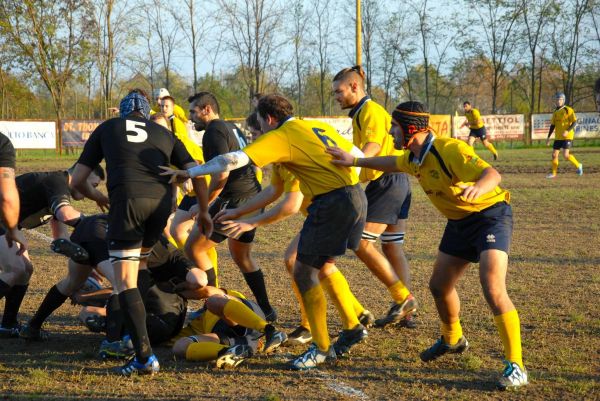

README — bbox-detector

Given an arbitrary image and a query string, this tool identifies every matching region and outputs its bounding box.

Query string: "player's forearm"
[187,151,250,178]
[0,174,20,230]
[244,192,302,227]
[474,167,501,194]
[547,125,555,139]
[567,122,576,132]
[355,156,401,172]
[233,185,281,215]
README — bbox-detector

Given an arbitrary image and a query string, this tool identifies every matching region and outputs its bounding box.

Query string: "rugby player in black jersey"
[0,153,105,337]
[69,89,212,376]
[184,92,276,321]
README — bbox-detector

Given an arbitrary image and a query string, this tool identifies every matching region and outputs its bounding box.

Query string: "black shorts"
[439,202,512,263]
[149,249,194,284]
[469,127,487,140]
[177,195,197,212]
[209,197,258,244]
[365,173,411,224]
[297,184,367,268]
[70,215,109,265]
[552,140,572,150]
[107,195,172,249]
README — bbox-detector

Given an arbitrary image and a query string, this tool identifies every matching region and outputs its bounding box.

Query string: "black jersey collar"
[348,96,370,118]
[409,132,435,167]
[276,115,295,129]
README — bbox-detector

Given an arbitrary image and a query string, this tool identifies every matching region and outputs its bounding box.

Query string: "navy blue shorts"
[439,202,512,263]
[297,184,367,268]
[469,127,487,140]
[552,140,572,150]
[365,173,411,224]
[209,197,257,244]
[177,195,197,211]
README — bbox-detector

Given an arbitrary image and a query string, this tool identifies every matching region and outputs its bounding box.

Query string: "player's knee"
[186,268,208,289]
[428,280,444,299]
[205,295,227,316]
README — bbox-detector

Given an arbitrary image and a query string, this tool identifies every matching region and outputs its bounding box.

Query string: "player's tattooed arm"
[160,151,251,181]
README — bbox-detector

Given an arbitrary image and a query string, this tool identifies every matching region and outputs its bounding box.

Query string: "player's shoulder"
[363,99,388,115]
[436,137,469,155]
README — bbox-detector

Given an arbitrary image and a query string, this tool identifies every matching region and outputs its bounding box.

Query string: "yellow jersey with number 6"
[243,117,359,197]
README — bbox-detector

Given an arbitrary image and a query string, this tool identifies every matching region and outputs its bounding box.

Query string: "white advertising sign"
[0,121,56,149]
[453,114,524,141]
[531,112,600,140]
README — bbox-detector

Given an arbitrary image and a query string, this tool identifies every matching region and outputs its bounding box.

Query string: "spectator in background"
[152,88,188,124]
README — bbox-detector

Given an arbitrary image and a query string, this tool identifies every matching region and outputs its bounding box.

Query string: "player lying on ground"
[326,101,527,390]
[172,286,287,369]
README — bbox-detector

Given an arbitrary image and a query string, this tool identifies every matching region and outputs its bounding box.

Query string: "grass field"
[1,146,599,400]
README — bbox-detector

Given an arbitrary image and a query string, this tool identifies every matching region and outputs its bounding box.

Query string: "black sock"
[105,294,123,342]
[242,270,272,313]
[119,288,152,363]
[137,270,154,302]
[0,279,10,300]
[205,268,217,287]
[2,284,28,328]
[29,285,68,329]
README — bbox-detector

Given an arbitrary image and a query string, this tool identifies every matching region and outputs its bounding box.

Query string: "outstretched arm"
[160,151,251,182]
[326,146,400,172]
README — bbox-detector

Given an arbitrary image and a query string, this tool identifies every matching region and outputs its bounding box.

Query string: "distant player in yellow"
[151,88,188,124]
[461,102,498,160]
[161,94,368,370]
[332,65,416,328]
[545,92,583,178]
[327,101,528,390]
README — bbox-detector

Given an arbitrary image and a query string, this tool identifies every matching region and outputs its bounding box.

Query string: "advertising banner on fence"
[430,115,451,138]
[453,114,524,141]
[0,120,56,149]
[61,120,103,148]
[531,112,600,140]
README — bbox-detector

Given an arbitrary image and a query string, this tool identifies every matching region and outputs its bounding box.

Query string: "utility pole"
[356,0,361,66]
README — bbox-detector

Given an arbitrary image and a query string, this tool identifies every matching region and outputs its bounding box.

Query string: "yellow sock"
[441,320,463,345]
[223,299,266,331]
[494,310,524,369]
[350,292,365,317]
[568,154,580,168]
[185,341,227,361]
[207,248,219,287]
[291,279,310,329]
[167,234,180,249]
[387,281,411,304]
[552,160,559,175]
[320,271,360,330]
[485,142,498,157]
[301,284,330,351]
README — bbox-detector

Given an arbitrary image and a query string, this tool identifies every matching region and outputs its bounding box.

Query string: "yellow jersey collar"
[410,132,435,167]
[348,96,370,118]
[276,116,295,129]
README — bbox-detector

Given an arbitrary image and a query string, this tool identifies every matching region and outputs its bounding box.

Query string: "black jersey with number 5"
[77,116,194,201]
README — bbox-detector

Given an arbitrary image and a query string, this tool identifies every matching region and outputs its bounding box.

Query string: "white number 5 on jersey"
[126,120,148,143]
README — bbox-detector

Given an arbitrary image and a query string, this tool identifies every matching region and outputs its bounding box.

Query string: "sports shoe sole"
[51,239,90,264]
[216,354,246,369]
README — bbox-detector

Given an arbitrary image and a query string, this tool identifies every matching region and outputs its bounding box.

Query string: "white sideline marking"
[313,370,370,400]
[274,353,370,400]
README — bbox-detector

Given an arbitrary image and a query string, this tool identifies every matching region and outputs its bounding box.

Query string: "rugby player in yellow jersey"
[545,92,583,178]
[327,101,528,390]
[460,102,499,160]
[333,66,416,328]
[213,127,374,345]
[161,94,368,370]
